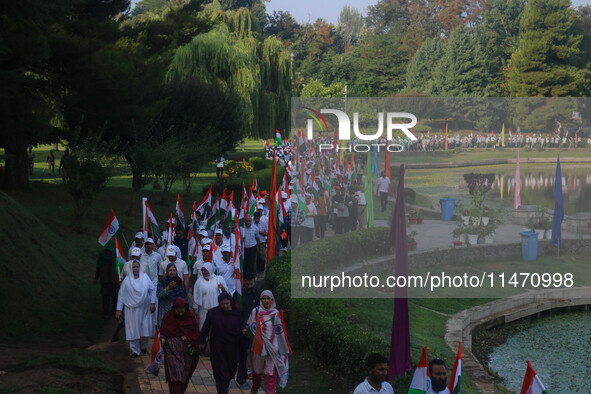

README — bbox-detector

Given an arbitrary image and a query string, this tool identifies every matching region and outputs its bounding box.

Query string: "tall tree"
[504,0,587,96]
[167,7,292,138]
[405,37,445,93]
[337,6,364,54]
[0,0,129,189]
[475,0,526,96]
[433,26,490,96]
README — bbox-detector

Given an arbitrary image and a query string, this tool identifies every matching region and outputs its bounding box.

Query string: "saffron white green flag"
[448,343,461,394]
[408,347,430,394]
[98,210,119,246]
[520,361,548,394]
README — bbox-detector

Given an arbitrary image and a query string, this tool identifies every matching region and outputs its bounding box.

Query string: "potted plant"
[479,221,497,244]
[408,209,419,224]
[416,208,424,224]
[452,225,465,246]
[465,224,481,246]
[407,231,418,251]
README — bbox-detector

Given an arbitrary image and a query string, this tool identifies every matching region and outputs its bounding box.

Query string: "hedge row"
[265,229,394,386]
[292,226,392,275]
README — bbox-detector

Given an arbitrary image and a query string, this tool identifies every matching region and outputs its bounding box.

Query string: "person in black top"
[173,225,188,262]
[232,273,260,385]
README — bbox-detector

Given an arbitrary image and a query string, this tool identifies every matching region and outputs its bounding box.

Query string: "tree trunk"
[2,142,29,190]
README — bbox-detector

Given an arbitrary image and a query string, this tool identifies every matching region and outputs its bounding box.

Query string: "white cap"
[145,237,154,244]
[202,244,211,251]
[291,195,298,203]
[257,204,264,210]
[305,192,312,197]
[214,229,223,235]
[130,247,141,257]
[201,238,212,245]
[199,230,208,237]
[134,232,144,239]
[166,246,176,256]
[221,245,232,253]
[281,192,287,199]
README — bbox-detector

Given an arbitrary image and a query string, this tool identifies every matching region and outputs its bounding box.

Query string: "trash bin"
[520,231,539,261]
[440,198,456,221]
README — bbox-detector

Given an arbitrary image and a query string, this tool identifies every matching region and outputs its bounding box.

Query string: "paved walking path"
[134,353,253,393]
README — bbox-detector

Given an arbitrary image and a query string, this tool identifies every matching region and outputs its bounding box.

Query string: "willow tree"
[166,7,292,138]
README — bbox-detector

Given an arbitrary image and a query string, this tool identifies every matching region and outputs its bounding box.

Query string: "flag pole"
[142,197,148,239]
[121,232,130,252]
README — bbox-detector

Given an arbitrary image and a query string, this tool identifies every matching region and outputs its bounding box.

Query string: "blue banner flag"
[551,155,563,248]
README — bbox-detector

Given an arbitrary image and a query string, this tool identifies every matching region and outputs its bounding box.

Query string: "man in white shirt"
[216,245,236,295]
[376,171,391,212]
[128,232,145,257]
[427,359,450,394]
[354,186,367,230]
[353,353,394,394]
[216,156,225,178]
[140,238,161,287]
[300,193,317,244]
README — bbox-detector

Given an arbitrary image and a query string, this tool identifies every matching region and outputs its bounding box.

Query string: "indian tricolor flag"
[408,347,431,394]
[175,193,185,229]
[448,343,461,394]
[98,210,119,246]
[114,236,126,279]
[276,129,283,146]
[520,361,548,394]
[144,200,161,241]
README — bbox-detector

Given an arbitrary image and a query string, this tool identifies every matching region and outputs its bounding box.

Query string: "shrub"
[249,157,270,171]
[453,147,461,154]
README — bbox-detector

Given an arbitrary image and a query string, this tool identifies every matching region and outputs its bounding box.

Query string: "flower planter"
[453,241,463,247]
[467,234,479,245]
[481,217,490,226]
[409,218,418,224]
[417,217,423,224]
[408,242,418,251]
[462,216,471,225]
[484,234,494,244]
[533,229,542,240]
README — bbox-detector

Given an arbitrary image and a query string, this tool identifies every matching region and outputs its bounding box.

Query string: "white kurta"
[216,260,236,295]
[192,274,227,329]
[117,273,156,341]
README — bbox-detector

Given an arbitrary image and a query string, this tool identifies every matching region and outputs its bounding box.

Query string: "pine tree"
[405,37,445,93]
[433,26,490,96]
[505,0,587,96]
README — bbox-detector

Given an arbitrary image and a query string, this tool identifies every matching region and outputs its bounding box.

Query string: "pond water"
[407,164,591,216]
[488,311,591,393]
[489,164,591,215]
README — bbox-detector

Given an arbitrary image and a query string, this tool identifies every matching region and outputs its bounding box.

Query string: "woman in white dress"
[192,262,227,329]
[116,260,156,357]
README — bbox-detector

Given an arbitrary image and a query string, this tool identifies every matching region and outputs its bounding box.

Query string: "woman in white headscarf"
[116,260,156,357]
[192,262,227,329]
[247,290,291,394]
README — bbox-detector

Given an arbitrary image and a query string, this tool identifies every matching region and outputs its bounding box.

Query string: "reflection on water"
[489,311,591,393]
[488,170,591,215]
